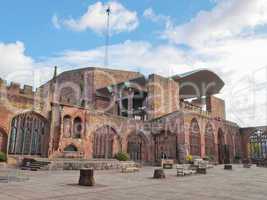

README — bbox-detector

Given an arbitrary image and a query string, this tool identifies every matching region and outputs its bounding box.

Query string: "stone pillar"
[128,88,134,118]
[79,168,95,186]
[118,93,123,116]
[111,92,117,115]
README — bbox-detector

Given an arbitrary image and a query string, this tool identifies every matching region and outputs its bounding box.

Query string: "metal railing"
[180,101,211,117]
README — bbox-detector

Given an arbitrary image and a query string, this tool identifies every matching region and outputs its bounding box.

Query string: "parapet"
[0,78,35,98]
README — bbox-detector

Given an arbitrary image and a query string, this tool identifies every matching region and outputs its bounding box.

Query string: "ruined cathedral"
[0,67,263,165]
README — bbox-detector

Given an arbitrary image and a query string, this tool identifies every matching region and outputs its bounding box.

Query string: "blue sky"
[1,0,267,126]
[0,0,215,58]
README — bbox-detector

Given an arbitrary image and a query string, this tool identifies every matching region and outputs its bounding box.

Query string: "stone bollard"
[79,168,95,186]
[153,168,166,179]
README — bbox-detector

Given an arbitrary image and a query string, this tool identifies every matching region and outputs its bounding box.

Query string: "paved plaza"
[1,165,267,200]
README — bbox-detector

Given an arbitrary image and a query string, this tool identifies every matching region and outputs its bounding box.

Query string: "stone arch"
[127,131,148,162]
[8,111,49,157]
[93,126,119,159]
[64,144,78,152]
[59,84,80,105]
[73,117,82,138]
[63,115,72,138]
[218,128,225,164]
[189,118,201,156]
[205,122,215,158]
[154,130,177,162]
[0,127,8,153]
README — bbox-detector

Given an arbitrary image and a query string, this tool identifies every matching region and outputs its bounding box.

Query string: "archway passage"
[127,132,147,161]
[189,119,201,156]
[8,112,49,157]
[93,126,118,159]
[249,129,267,161]
[205,123,215,159]
[154,131,177,162]
[218,128,225,164]
[0,128,7,153]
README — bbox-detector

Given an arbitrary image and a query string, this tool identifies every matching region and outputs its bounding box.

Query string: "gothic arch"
[93,126,119,159]
[189,118,201,156]
[63,115,72,138]
[154,130,177,161]
[59,84,80,106]
[205,122,215,158]
[73,117,82,138]
[8,111,49,157]
[127,131,148,161]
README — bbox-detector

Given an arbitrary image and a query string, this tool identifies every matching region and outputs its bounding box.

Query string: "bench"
[176,164,196,176]
[161,159,174,169]
[121,162,140,173]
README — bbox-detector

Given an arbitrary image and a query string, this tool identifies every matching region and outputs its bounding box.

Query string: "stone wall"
[147,74,179,120]
[206,95,226,119]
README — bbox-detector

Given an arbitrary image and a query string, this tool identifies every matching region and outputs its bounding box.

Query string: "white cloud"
[2,36,267,126]
[57,1,139,34]
[0,41,33,77]
[3,0,267,127]
[0,41,53,87]
[163,0,267,46]
[52,14,61,29]
[143,8,173,29]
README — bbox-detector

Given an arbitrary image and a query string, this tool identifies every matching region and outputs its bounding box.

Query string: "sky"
[1,0,267,127]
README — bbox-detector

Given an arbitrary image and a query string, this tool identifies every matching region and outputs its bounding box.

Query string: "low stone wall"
[48,160,138,171]
[0,162,7,169]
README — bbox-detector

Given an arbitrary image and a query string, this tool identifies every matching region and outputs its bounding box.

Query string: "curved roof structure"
[172,69,225,99]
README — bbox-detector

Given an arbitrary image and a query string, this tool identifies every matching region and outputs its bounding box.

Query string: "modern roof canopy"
[172,69,225,99]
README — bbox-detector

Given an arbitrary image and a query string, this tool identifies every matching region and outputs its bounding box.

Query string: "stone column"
[111,92,117,115]
[128,88,134,118]
[118,93,123,116]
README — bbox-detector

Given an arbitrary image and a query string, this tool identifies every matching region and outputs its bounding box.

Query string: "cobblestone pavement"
[1,165,267,200]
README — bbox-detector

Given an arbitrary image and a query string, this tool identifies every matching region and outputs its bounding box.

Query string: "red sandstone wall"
[147,74,179,120]
[206,95,226,119]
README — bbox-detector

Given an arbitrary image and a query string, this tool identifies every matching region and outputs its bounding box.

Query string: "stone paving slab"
[1,165,267,200]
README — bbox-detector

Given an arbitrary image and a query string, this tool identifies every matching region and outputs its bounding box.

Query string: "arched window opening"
[127,132,147,161]
[154,131,176,161]
[63,115,72,138]
[64,144,78,152]
[60,87,78,105]
[73,117,82,138]
[189,118,201,156]
[8,112,49,157]
[205,122,215,158]
[93,126,117,159]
